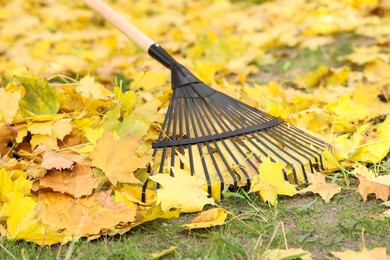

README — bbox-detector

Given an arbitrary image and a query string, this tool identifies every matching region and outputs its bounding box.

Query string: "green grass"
[1,188,389,259]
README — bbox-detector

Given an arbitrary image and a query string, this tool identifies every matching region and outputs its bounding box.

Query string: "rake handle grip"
[83,0,155,52]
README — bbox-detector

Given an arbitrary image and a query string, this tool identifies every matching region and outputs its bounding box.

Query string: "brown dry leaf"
[356,174,389,202]
[331,247,389,260]
[40,150,74,170]
[90,132,151,186]
[183,208,227,229]
[38,191,136,236]
[353,165,390,202]
[0,124,17,156]
[38,164,100,198]
[300,172,341,203]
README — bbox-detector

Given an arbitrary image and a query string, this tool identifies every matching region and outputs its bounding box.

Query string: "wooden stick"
[83,0,155,52]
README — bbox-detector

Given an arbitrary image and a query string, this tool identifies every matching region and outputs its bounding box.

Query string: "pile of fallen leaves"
[0,0,389,254]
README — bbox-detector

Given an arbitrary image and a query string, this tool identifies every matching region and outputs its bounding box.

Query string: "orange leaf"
[38,191,136,236]
[90,132,151,185]
[38,164,101,198]
[300,172,341,203]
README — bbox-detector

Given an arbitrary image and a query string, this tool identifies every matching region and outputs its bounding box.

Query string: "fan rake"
[83,0,332,201]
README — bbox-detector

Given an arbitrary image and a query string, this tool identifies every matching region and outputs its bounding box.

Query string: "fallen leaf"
[150,246,176,259]
[356,174,389,202]
[38,191,136,236]
[149,167,215,213]
[261,248,313,260]
[300,172,341,203]
[353,165,390,202]
[342,46,389,65]
[0,124,17,156]
[331,247,389,260]
[53,118,73,141]
[90,132,150,185]
[0,168,14,200]
[0,88,20,123]
[183,208,227,229]
[250,158,297,205]
[40,149,74,170]
[77,75,112,99]
[38,164,100,198]
[134,204,180,227]
[17,71,60,117]
[1,192,67,245]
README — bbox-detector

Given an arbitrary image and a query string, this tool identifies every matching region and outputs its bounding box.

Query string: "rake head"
[143,46,331,201]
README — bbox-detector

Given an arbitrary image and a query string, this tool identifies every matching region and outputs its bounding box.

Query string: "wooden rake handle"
[83,0,155,52]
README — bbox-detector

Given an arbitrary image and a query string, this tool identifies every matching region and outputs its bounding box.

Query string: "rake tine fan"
[84,0,332,202]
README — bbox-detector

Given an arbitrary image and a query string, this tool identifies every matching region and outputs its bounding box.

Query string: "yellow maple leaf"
[0,87,20,124]
[14,221,70,246]
[326,95,370,122]
[350,116,390,163]
[27,120,53,136]
[250,158,297,205]
[77,75,112,100]
[84,127,105,144]
[0,168,14,200]
[296,65,330,88]
[114,184,156,206]
[38,191,136,236]
[262,248,313,260]
[134,204,180,227]
[130,71,168,91]
[90,132,151,185]
[30,134,59,150]
[364,59,390,82]
[183,208,227,229]
[1,192,36,237]
[149,167,215,213]
[331,247,389,260]
[38,164,101,198]
[300,172,341,203]
[12,176,32,196]
[1,191,66,245]
[53,118,73,141]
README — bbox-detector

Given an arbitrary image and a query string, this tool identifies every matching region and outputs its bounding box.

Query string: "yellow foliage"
[150,167,215,213]
[250,158,297,205]
[0,0,389,248]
